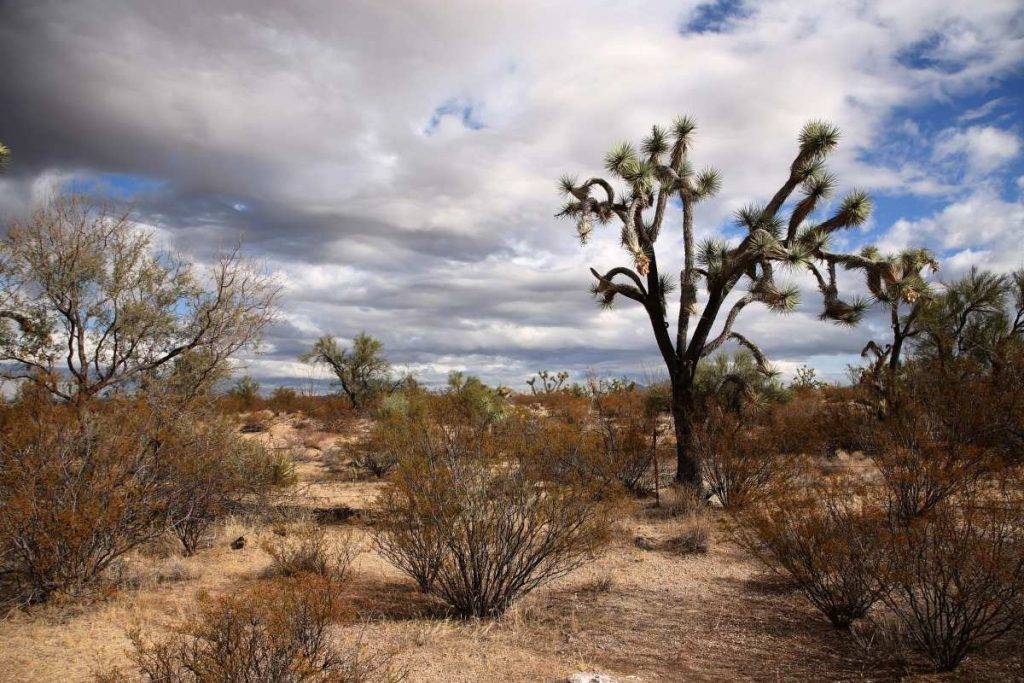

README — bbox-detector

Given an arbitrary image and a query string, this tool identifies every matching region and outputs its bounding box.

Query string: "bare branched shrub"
[592,391,656,495]
[514,392,657,497]
[374,477,444,593]
[353,385,457,480]
[352,419,405,478]
[865,402,995,521]
[262,524,360,580]
[100,575,396,682]
[879,499,1024,671]
[694,408,794,508]
[374,415,612,617]
[736,481,889,628]
[0,401,179,604]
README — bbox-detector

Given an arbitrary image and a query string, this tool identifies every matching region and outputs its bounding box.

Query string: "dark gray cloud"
[1,0,1021,388]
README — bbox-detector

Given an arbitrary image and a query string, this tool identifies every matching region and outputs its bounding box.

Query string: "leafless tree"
[0,197,279,403]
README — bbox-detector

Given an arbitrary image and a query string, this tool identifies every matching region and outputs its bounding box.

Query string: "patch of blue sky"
[63,171,166,200]
[424,98,485,135]
[849,68,1023,229]
[895,33,954,73]
[681,0,749,35]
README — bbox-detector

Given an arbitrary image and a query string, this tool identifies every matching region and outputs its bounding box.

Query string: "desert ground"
[1,412,1018,683]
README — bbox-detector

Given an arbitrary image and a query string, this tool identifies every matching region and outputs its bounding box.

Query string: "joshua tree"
[857,247,939,376]
[527,369,569,394]
[559,117,892,488]
[301,332,391,409]
[0,197,279,404]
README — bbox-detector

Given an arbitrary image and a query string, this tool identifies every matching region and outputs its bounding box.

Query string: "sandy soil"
[0,415,1018,682]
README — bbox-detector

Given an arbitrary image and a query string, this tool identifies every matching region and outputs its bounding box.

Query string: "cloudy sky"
[1,0,1022,390]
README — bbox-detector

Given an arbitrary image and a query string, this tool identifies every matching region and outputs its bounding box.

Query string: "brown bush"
[374,414,613,617]
[0,401,179,605]
[100,575,396,682]
[351,418,405,478]
[761,390,872,459]
[165,418,289,555]
[879,499,1024,671]
[511,390,590,424]
[262,524,360,580]
[864,400,996,521]
[511,394,657,498]
[693,408,795,509]
[592,391,656,495]
[736,480,889,628]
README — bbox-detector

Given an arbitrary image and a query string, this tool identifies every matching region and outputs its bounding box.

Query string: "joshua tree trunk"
[670,376,700,488]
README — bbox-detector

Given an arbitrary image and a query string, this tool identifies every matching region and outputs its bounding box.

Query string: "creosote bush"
[99,575,396,682]
[736,480,889,628]
[166,417,289,555]
[592,390,658,495]
[0,400,176,605]
[864,396,996,521]
[693,407,795,509]
[879,498,1024,672]
[374,411,613,617]
[0,395,287,604]
[262,524,360,580]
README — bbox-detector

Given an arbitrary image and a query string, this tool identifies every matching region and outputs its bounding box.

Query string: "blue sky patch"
[424,98,485,135]
[63,172,166,200]
[682,0,749,34]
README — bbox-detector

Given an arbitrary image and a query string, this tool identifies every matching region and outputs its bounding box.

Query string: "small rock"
[633,535,657,551]
[230,536,246,550]
[568,673,618,683]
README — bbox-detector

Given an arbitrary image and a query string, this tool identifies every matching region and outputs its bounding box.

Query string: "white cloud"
[879,187,1024,274]
[933,125,1022,174]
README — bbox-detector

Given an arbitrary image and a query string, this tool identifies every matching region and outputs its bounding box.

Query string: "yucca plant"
[857,247,939,374]
[558,118,895,488]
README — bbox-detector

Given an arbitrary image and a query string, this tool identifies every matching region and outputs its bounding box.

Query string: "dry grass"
[1,413,1019,683]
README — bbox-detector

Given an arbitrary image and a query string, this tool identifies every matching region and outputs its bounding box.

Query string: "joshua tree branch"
[729,331,772,376]
[701,294,755,358]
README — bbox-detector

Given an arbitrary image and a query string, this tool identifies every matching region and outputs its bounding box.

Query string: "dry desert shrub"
[864,400,996,522]
[735,480,889,628]
[0,395,291,604]
[352,420,405,478]
[592,390,658,495]
[98,575,397,682]
[513,392,659,498]
[0,402,178,605]
[166,418,291,555]
[374,414,613,617]
[693,407,796,509]
[262,524,360,580]
[373,483,445,593]
[879,498,1024,672]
